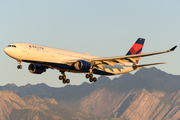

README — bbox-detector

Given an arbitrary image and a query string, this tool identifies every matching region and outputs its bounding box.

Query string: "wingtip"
[170,45,177,51]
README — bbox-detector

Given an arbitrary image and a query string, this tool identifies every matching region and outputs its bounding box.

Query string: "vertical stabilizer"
[126,38,145,63]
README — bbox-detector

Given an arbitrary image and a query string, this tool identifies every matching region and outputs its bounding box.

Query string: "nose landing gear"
[17,65,22,69]
[17,60,22,69]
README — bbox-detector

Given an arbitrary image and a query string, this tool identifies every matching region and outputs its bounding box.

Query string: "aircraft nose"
[4,47,9,55]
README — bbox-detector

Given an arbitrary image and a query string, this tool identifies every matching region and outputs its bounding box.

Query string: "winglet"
[170,45,177,51]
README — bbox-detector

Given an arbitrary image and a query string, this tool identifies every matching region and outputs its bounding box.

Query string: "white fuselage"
[4,43,136,75]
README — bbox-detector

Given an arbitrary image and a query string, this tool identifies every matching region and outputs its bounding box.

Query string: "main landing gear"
[17,60,22,69]
[59,71,70,84]
[85,65,97,82]
[85,74,97,82]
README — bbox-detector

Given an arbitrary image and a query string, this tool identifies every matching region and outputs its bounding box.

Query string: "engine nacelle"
[74,60,91,71]
[28,64,46,74]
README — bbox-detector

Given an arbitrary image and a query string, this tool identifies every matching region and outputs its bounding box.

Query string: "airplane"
[4,38,177,84]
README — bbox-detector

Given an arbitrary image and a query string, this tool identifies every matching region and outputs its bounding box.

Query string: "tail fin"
[126,38,145,63]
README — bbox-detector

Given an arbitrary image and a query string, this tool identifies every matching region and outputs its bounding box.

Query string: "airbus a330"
[4,38,177,84]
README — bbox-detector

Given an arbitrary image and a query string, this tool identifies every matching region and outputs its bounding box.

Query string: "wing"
[66,46,177,69]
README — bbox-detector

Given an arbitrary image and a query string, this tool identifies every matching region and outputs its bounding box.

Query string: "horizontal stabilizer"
[135,62,166,68]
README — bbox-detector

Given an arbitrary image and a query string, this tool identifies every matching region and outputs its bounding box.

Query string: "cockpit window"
[8,45,16,48]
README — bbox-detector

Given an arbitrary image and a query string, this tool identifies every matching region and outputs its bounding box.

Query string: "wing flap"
[115,59,125,65]
[103,61,114,67]
[128,58,137,63]
[96,64,103,69]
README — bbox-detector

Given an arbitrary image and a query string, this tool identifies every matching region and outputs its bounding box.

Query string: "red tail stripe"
[129,44,143,55]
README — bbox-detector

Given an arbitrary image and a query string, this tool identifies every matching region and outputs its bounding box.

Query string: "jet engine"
[74,60,91,71]
[28,64,46,74]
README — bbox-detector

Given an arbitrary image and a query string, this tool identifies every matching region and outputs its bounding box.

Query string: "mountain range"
[0,90,107,120]
[1,67,180,120]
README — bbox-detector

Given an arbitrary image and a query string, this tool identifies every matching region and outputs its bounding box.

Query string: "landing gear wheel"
[85,74,90,78]
[59,76,63,80]
[89,78,93,82]
[93,77,97,82]
[66,79,70,83]
[89,74,93,78]
[63,80,66,84]
[62,75,66,80]
[17,65,22,69]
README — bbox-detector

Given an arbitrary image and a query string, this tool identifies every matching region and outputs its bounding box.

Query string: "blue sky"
[1,0,180,87]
